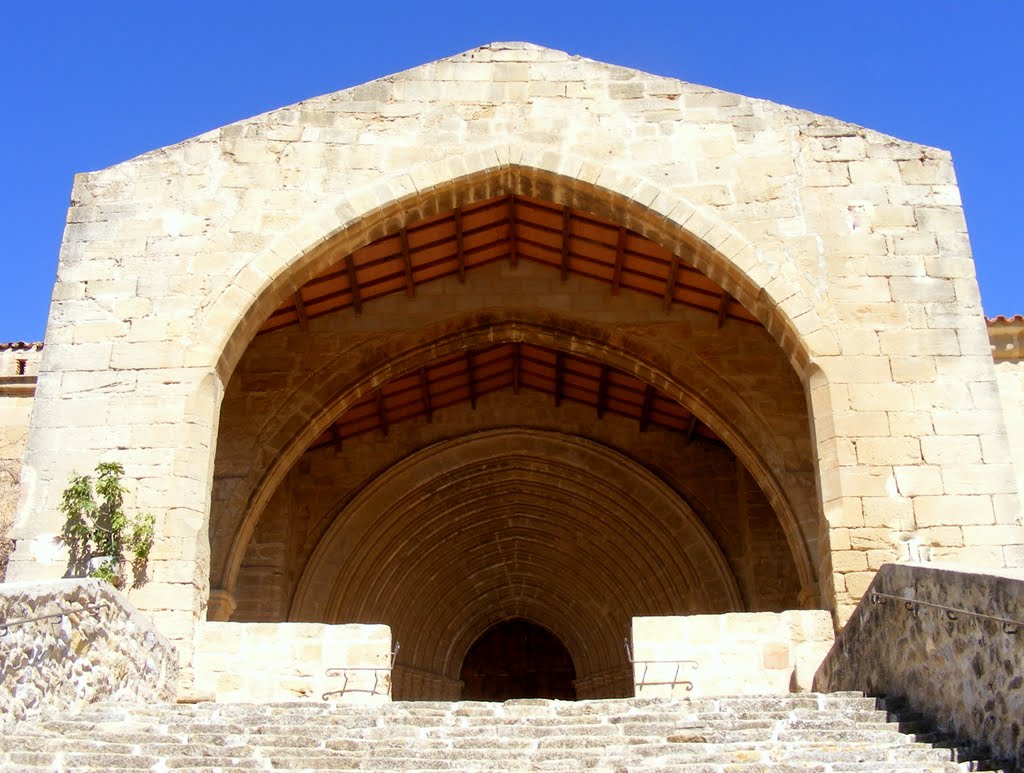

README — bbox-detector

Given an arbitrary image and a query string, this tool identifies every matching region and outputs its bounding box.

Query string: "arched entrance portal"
[291,428,743,698]
[460,619,576,701]
[209,169,824,700]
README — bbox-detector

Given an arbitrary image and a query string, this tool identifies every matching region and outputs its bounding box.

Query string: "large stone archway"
[209,179,821,698]
[205,171,826,614]
[10,43,1019,677]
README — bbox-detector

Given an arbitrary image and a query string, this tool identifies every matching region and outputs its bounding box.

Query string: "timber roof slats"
[507,196,518,267]
[304,342,723,453]
[455,209,466,282]
[260,194,760,334]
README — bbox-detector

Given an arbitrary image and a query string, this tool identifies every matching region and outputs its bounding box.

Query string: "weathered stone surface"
[0,579,178,721]
[814,562,1024,768]
[0,694,968,771]
[194,621,391,704]
[632,611,834,697]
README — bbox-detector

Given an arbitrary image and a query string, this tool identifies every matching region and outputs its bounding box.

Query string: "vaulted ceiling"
[265,193,763,450]
[305,342,724,452]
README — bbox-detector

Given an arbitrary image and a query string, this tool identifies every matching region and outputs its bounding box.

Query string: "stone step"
[0,693,983,773]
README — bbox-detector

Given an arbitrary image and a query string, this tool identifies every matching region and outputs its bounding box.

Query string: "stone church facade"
[3,43,1022,699]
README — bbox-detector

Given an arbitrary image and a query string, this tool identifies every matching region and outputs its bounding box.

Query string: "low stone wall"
[195,622,391,703]
[631,611,834,697]
[0,579,178,721]
[815,563,1024,767]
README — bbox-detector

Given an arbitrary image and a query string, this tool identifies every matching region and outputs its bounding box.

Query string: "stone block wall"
[990,317,1024,511]
[0,579,178,721]
[815,563,1024,767]
[194,622,391,703]
[0,343,41,581]
[631,611,834,697]
[0,343,43,381]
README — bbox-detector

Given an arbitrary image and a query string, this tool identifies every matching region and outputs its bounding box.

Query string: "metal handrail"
[0,601,109,634]
[869,591,1022,634]
[624,637,698,692]
[322,643,400,700]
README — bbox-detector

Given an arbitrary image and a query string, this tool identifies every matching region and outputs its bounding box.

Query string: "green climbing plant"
[60,462,155,588]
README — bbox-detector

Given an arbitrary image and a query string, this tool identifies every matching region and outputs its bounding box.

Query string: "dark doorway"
[459,618,576,701]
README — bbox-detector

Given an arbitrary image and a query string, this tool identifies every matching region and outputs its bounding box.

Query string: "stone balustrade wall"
[0,579,178,721]
[631,611,835,698]
[815,562,1024,767]
[195,621,391,704]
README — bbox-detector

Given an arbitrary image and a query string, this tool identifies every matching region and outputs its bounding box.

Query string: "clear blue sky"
[2,2,1021,341]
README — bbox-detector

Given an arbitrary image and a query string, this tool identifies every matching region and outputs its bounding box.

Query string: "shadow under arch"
[217,313,819,608]
[459,618,577,701]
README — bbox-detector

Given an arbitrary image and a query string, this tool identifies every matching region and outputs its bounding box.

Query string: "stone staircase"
[0,693,1007,772]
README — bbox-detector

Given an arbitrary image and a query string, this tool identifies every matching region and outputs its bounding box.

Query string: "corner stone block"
[631,613,834,697]
[195,622,392,703]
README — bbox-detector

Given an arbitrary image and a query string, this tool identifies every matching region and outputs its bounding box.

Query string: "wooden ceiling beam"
[293,291,309,331]
[419,368,433,423]
[597,364,610,419]
[465,351,477,409]
[512,343,521,395]
[554,351,564,407]
[560,206,571,282]
[508,196,518,268]
[345,255,362,316]
[399,228,415,298]
[258,196,761,338]
[305,342,733,451]
[455,209,466,283]
[663,255,679,313]
[611,226,627,295]
[376,389,389,437]
[639,384,654,432]
[717,291,731,328]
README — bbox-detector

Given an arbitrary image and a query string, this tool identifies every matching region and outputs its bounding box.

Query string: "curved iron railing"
[869,591,1022,634]
[321,642,400,700]
[624,637,698,693]
[0,601,109,635]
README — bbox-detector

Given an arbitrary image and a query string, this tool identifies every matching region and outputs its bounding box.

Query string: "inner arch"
[216,315,817,603]
[290,429,743,699]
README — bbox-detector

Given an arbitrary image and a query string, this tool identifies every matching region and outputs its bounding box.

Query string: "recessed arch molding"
[290,429,743,699]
